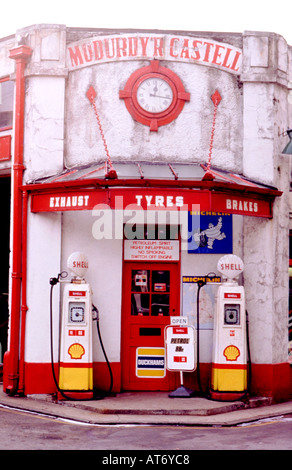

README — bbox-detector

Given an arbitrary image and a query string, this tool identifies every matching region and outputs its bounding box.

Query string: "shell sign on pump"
[68,343,85,360]
[223,345,240,361]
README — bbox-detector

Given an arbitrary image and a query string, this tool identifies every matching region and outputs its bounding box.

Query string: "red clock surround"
[119,60,190,131]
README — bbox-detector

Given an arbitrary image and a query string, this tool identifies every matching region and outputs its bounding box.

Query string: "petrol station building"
[0,24,292,401]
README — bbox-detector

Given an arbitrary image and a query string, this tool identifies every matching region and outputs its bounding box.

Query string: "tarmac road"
[1,404,292,451]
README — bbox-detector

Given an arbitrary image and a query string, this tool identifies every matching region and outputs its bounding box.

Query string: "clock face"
[119,60,190,131]
[136,77,174,113]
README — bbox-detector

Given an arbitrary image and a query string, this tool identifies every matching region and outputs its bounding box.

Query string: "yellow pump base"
[58,364,93,400]
[210,364,247,400]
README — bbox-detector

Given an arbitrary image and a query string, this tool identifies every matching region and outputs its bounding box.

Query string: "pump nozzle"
[49,271,68,286]
[49,277,59,286]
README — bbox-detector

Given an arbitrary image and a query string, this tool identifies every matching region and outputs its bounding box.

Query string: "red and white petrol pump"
[59,252,94,400]
[50,252,94,400]
[210,254,249,401]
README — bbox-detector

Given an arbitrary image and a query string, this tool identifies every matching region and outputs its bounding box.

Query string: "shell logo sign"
[67,251,89,279]
[217,254,244,280]
[68,343,85,359]
[223,345,240,361]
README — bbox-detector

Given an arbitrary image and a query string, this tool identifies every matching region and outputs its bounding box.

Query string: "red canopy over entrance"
[24,162,281,218]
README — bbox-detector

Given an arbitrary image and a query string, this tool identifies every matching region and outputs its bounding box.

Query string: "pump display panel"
[224,304,240,325]
[68,302,85,323]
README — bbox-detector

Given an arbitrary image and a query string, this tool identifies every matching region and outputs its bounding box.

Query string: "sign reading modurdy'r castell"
[67,33,242,73]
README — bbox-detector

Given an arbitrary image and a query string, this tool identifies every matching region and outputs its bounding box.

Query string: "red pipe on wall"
[3,45,32,395]
[18,190,28,394]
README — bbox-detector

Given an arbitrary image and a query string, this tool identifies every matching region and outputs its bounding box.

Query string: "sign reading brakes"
[136,347,165,378]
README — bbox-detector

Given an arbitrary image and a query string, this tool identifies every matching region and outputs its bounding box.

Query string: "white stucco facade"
[1,24,291,399]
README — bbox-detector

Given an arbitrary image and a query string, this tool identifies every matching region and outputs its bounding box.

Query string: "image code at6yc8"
[100,453,191,466]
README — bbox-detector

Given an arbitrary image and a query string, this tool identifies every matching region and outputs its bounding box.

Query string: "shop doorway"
[121,261,180,391]
[0,176,10,363]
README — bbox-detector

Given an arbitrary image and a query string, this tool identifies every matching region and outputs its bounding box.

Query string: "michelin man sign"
[188,212,232,254]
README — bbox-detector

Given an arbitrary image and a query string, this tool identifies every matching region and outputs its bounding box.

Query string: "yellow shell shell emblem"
[68,343,85,359]
[223,345,240,361]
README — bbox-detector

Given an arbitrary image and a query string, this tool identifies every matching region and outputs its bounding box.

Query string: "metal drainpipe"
[3,45,32,395]
[18,190,28,394]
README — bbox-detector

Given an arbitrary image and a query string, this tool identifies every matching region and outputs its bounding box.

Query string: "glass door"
[121,262,180,391]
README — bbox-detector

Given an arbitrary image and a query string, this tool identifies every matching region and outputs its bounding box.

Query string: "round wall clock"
[119,60,190,131]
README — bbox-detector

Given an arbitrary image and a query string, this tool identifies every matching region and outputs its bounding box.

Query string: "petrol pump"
[210,254,250,401]
[50,252,95,400]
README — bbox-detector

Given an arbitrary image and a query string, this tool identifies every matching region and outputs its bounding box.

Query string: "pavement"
[1,385,292,426]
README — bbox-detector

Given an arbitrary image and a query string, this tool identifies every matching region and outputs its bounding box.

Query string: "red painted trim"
[69,290,86,296]
[23,176,282,197]
[209,390,247,401]
[249,363,291,401]
[201,164,259,188]
[19,361,292,401]
[211,363,247,370]
[59,362,93,368]
[93,361,121,393]
[57,391,94,400]
[49,168,79,182]
[23,362,121,395]
[3,45,32,396]
[119,60,190,131]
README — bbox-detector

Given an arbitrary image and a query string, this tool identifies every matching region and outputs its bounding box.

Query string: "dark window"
[131,269,170,316]
[0,78,14,131]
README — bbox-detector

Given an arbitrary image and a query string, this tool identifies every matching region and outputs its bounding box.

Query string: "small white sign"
[217,254,244,280]
[165,325,196,372]
[124,240,180,261]
[170,316,188,326]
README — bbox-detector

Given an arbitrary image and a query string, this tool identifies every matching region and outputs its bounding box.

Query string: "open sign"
[165,325,196,371]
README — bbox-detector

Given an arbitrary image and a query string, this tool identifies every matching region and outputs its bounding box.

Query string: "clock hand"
[150,94,172,99]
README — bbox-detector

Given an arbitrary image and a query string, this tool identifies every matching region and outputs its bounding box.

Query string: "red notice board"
[0,135,11,161]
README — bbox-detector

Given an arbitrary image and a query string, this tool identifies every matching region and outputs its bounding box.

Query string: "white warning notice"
[124,240,180,261]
